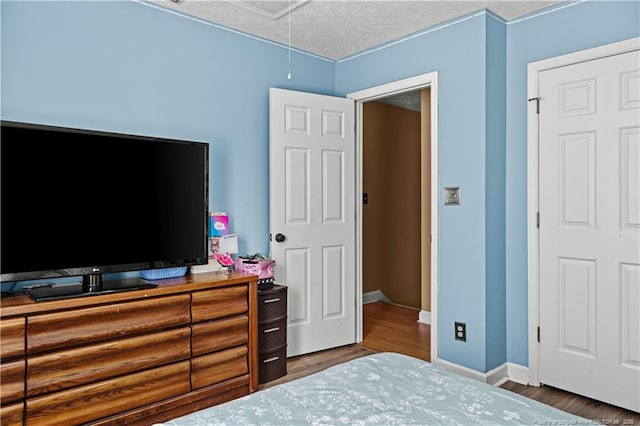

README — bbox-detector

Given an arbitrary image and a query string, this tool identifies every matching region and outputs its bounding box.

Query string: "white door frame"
[348,71,439,364]
[527,37,640,386]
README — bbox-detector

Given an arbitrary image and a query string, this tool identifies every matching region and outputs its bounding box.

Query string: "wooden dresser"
[0,272,258,426]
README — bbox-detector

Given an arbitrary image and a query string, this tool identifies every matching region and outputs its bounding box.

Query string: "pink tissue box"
[235,257,274,281]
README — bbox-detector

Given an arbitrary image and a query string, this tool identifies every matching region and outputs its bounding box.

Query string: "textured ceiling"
[379,90,423,111]
[147,0,565,60]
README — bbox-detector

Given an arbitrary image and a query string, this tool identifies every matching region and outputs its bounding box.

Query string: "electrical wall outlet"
[455,322,466,342]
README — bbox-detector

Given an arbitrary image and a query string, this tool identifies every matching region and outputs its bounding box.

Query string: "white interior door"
[269,87,356,357]
[538,49,640,412]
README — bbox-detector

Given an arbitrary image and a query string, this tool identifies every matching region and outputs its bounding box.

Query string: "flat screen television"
[0,120,209,301]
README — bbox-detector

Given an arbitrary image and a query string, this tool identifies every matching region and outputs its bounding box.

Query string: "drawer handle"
[263,356,280,363]
[263,327,280,333]
[263,298,280,304]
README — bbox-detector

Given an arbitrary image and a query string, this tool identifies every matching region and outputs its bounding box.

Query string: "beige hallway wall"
[362,101,421,308]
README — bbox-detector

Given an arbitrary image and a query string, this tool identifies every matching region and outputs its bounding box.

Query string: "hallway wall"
[363,101,421,308]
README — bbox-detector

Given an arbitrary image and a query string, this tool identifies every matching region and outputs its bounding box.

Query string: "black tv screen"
[1,120,209,299]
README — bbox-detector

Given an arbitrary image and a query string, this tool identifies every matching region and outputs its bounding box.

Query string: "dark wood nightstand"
[257,284,287,384]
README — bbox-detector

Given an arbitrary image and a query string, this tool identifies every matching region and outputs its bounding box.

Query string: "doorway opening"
[348,71,439,364]
[361,90,425,312]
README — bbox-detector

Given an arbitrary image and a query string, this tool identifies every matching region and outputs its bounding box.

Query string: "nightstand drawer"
[258,317,287,353]
[258,344,287,384]
[257,286,287,320]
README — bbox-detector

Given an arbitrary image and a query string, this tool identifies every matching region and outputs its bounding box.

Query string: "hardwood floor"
[362,301,430,361]
[500,381,640,424]
[261,301,640,423]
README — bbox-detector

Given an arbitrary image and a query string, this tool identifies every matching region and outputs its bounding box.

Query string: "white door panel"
[270,88,356,357]
[539,49,640,412]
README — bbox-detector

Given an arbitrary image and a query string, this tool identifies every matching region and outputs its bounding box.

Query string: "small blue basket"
[140,266,188,280]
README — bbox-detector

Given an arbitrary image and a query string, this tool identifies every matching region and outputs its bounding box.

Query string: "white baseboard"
[486,363,510,386]
[435,358,491,383]
[435,359,529,387]
[362,290,391,304]
[506,362,529,385]
[418,310,431,324]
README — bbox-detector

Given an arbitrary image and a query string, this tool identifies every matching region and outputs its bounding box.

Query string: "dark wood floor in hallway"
[362,300,430,361]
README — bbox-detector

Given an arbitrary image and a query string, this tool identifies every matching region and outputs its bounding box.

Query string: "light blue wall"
[1,0,334,281]
[504,0,640,366]
[336,13,492,372]
[484,14,507,371]
[336,0,640,372]
[3,0,639,372]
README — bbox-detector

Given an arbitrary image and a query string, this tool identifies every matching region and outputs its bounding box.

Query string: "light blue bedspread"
[159,352,592,425]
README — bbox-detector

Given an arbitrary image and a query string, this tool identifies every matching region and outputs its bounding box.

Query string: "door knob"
[275,233,286,243]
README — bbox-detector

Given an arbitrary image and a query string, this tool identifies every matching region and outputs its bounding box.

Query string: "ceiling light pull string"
[287,0,291,79]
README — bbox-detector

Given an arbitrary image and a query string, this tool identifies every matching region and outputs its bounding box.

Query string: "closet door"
[538,49,640,413]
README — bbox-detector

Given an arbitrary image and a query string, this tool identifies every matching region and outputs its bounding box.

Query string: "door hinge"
[269,233,272,242]
[536,212,540,228]
[528,97,541,114]
[537,326,540,342]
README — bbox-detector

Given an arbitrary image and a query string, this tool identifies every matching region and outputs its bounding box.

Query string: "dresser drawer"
[192,315,248,357]
[258,317,287,353]
[1,359,25,404]
[1,318,25,360]
[191,346,248,390]
[192,285,248,323]
[26,361,190,426]
[27,295,191,354]
[0,401,23,426]
[27,327,191,397]
[257,286,287,320]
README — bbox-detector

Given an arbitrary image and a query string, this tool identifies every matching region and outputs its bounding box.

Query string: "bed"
[157,352,588,425]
